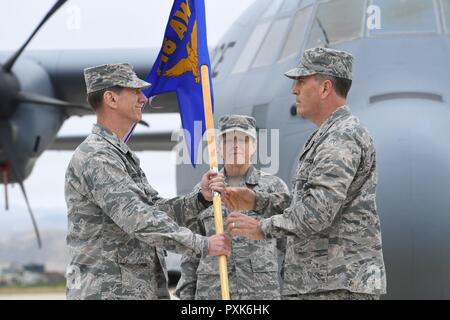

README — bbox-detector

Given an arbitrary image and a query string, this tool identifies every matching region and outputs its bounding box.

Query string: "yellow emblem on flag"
[163,21,200,83]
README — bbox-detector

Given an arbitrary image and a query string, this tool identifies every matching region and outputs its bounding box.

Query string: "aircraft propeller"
[0,121,42,248]
[0,0,70,248]
[0,0,153,248]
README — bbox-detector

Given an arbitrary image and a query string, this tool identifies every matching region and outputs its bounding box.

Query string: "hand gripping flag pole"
[126,0,230,299]
[200,64,230,300]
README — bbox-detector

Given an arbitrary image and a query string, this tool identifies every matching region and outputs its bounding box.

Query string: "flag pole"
[200,64,230,300]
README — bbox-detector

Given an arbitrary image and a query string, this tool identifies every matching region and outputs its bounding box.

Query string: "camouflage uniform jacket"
[255,106,387,296]
[176,166,289,300]
[64,124,210,300]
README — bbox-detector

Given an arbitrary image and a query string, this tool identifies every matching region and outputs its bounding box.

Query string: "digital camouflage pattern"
[65,124,211,300]
[83,63,151,94]
[176,166,289,300]
[255,106,387,298]
[283,289,379,300]
[284,47,353,80]
[218,114,257,139]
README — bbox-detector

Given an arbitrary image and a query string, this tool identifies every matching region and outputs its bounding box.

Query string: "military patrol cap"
[285,47,353,80]
[218,115,257,139]
[84,63,151,94]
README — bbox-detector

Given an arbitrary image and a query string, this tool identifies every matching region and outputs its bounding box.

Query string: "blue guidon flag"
[126,0,213,166]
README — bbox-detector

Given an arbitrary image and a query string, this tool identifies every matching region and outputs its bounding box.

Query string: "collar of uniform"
[244,165,260,186]
[222,165,260,186]
[92,124,131,155]
[314,105,351,141]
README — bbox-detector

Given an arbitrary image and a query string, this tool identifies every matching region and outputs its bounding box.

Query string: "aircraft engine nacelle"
[0,57,68,183]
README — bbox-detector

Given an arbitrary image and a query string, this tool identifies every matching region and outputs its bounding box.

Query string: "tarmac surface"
[0,292,66,300]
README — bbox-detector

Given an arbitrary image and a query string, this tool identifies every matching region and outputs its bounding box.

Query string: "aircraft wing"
[1,48,184,151]
[21,48,180,115]
[63,91,179,117]
[20,48,181,150]
[49,131,177,151]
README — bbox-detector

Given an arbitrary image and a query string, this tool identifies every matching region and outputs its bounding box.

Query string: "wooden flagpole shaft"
[200,65,230,300]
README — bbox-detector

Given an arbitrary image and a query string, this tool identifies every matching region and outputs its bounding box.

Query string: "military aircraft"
[0,0,167,248]
[1,0,450,299]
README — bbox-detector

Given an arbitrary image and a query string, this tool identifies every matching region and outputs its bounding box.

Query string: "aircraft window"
[442,0,450,33]
[232,22,271,74]
[369,0,438,35]
[253,18,292,68]
[280,0,301,13]
[280,6,314,60]
[305,0,364,49]
[262,0,283,18]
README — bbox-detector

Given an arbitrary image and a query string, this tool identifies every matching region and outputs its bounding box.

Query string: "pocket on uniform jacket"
[116,245,159,299]
[251,257,278,273]
[293,237,328,254]
[118,260,158,299]
[199,209,215,220]
[196,256,220,275]
[199,210,222,237]
[292,237,328,282]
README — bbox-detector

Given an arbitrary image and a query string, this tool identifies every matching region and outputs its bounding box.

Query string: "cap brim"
[127,78,152,90]
[284,66,317,80]
[219,128,257,139]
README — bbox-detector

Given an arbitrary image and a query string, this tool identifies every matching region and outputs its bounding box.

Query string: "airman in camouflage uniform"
[175,115,289,300]
[225,48,387,300]
[65,63,230,300]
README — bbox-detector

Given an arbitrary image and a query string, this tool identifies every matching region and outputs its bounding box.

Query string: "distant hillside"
[0,228,182,275]
[0,230,68,272]
[0,207,67,234]
[0,208,182,274]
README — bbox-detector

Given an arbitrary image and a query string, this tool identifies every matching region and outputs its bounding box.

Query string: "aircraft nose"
[357,98,450,299]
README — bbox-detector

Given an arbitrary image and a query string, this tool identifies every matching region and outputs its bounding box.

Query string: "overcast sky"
[0,0,255,231]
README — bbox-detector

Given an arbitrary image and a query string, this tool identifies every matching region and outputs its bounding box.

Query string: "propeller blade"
[1,164,9,211]
[3,0,68,72]
[0,120,42,248]
[15,91,91,112]
[17,179,42,249]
